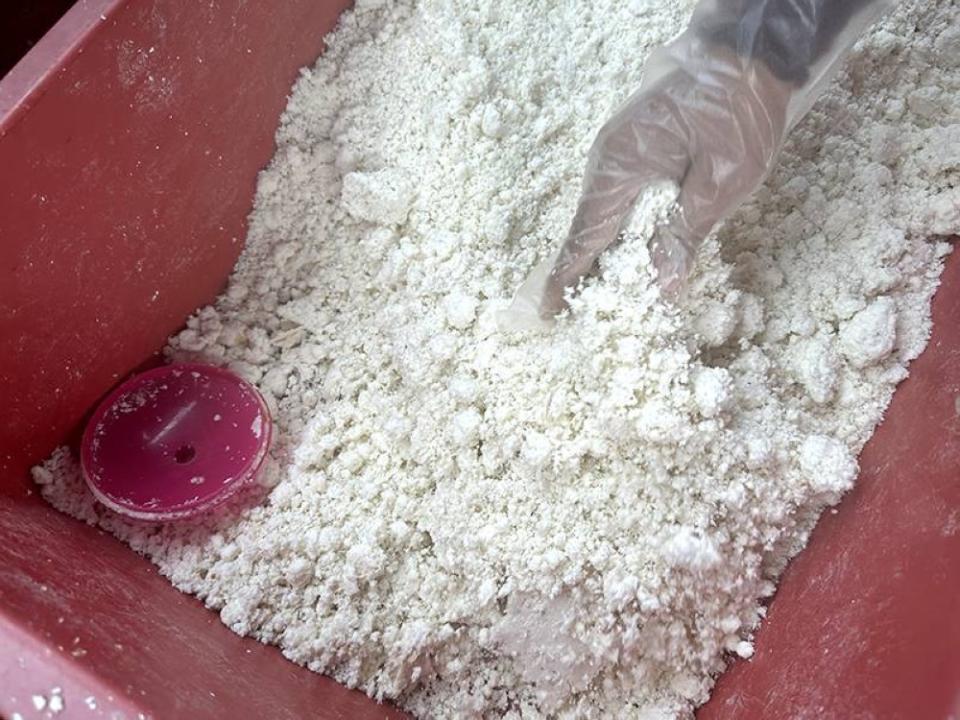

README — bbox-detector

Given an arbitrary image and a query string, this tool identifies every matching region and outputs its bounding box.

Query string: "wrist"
[702,41,795,118]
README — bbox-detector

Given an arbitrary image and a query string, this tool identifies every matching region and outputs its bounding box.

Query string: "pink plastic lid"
[80,363,272,522]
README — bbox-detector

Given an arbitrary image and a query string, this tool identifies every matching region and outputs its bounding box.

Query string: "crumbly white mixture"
[36,0,958,717]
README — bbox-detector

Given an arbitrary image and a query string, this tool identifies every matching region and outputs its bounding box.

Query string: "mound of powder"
[35,0,957,717]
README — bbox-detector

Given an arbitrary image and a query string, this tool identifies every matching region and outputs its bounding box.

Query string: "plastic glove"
[513,0,895,322]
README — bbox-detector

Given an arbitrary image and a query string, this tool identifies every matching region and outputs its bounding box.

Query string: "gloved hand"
[508,0,895,324]
[541,49,793,316]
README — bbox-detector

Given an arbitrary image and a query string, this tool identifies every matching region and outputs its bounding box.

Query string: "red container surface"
[0,1,958,718]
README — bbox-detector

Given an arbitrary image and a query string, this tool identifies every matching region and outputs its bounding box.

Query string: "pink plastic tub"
[1,2,957,718]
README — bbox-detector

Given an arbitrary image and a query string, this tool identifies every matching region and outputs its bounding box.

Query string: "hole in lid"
[174,445,196,464]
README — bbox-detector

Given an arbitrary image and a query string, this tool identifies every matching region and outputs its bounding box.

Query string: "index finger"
[542,94,692,317]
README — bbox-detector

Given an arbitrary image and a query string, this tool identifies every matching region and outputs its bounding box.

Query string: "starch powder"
[36,0,958,717]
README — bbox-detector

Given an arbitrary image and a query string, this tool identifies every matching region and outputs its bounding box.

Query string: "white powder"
[35,0,958,717]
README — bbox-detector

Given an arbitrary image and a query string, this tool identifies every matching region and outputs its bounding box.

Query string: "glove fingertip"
[497,255,560,333]
[650,224,697,299]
